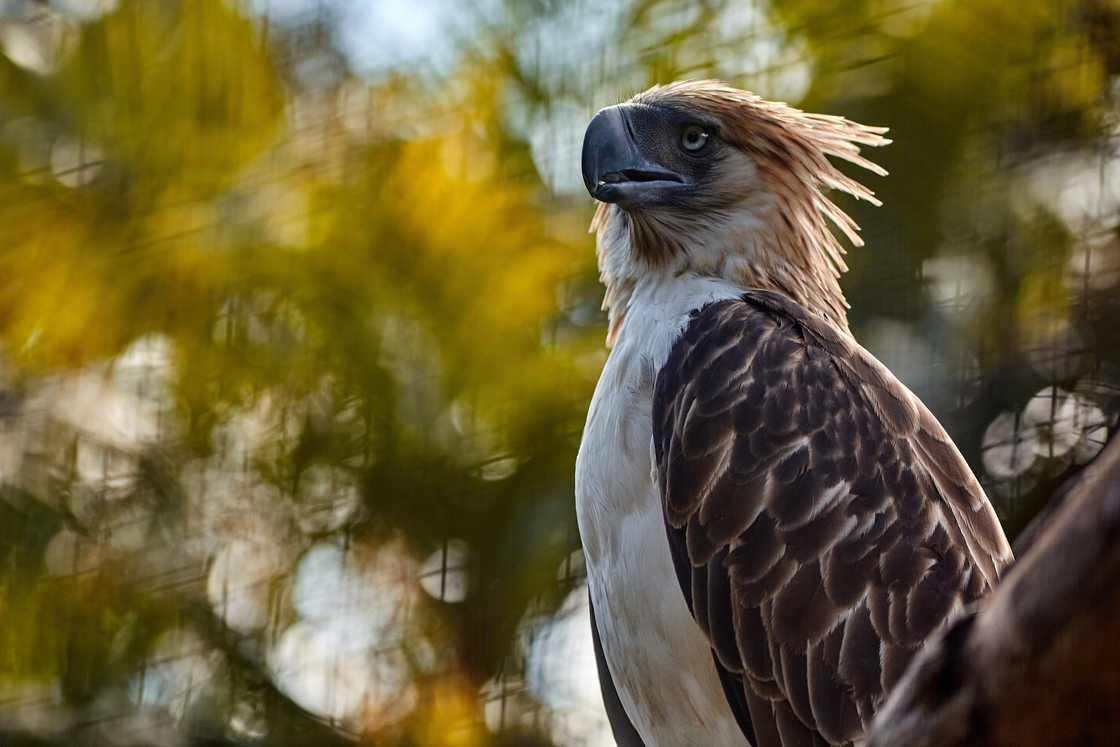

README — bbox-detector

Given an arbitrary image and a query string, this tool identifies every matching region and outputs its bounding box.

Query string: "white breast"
[575,274,748,746]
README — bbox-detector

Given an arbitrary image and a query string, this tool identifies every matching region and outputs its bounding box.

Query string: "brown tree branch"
[868,436,1120,746]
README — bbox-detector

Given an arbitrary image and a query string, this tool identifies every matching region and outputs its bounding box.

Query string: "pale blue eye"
[681,125,710,152]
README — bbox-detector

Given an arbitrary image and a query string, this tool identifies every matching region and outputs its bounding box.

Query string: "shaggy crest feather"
[592,80,890,342]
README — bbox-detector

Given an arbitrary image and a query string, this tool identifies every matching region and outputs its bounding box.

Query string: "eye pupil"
[682,126,709,152]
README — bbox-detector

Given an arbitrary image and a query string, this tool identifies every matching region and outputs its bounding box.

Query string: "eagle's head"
[581,80,888,342]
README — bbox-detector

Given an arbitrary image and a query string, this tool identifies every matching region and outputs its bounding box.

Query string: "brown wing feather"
[653,290,1012,746]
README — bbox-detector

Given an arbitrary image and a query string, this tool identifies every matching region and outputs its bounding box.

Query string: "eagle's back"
[652,290,1012,745]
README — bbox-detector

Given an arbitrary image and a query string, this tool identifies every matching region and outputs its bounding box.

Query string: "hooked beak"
[581,105,687,208]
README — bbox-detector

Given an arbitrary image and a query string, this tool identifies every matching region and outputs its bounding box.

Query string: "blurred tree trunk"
[869,437,1120,746]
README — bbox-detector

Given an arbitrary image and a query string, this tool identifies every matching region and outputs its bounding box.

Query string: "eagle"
[575,80,1013,746]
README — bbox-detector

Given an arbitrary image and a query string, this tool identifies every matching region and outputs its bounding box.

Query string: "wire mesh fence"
[0,0,1118,745]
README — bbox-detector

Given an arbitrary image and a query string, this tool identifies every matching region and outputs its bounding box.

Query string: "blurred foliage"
[0,0,1118,745]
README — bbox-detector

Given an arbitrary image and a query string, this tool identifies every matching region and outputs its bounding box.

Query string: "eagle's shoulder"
[659,288,1011,581]
[651,289,1012,746]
